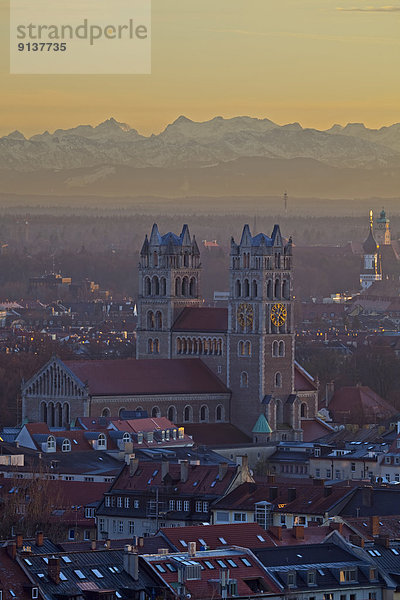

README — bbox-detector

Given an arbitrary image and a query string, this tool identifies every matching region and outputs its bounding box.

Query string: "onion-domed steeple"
[360,210,382,290]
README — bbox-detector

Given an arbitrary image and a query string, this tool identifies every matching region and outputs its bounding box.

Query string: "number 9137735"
[18,42,67,51]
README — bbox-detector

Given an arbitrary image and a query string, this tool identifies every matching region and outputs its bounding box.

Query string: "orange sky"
[1,0,400,136]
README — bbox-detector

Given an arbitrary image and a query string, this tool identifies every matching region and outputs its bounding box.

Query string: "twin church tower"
[136,223,317,439]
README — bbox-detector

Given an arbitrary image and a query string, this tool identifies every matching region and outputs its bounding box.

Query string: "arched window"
[153,251,158,267]
[282,279,289,299]
[200,405,209,422]
[151,406,161,418]
[147,311,155,329]
[147,338,154,354]
[217,339,223,355]
[48,402,55,427]
[238,341,245,356]
[183,405,192,422]
[62,439,71,452]
[275,372,282,388]
[182,277,189,297]
[40,402,47,423]
[102,407,110,418]
[245,341,251,356]
[176,338,182,354]
[216,405,224,422]
[154,339,160,354]
[243,279,250,298]
[272,340,279,357]
[156,311,162,330]
[189,277,196,297]
[240,372,248,388]
[119,407,126,418]
[276,399,283,424]
[167,406,177,423]
[175,277,181,296]
[252,280,258,298]
[235,280,241,298]
[184,252,189,267]
[160,277,167,296]
[47,435,56,452]
[152,276,160,296]
[300,403,307,419]
[122,432,131,443]
[182,338,187,354]
[63,401,70,426]
[98,433,106,449]
[274,279,280,299]
[279,341,285,357]
[267,280,272,299]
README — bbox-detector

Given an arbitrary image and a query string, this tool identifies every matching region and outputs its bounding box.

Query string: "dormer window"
[47,436,56,452]
[307,570,317,586]
[62,439,71,452]
[97,433,106,449]
[287,572,296,587]
[122,432,131,444]
[340,569,357,583]
[137,432,143,444]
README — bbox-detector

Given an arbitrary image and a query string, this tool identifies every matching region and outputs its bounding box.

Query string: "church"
[21,224,318,440]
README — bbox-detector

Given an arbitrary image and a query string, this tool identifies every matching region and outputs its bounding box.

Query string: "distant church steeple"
[360,210,382,291]
[375,207,391,246]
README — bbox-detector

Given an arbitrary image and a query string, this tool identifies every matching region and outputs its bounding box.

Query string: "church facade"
[22,223,318,440]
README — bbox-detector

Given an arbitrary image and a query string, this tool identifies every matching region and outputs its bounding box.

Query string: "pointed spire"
[271,224,282,246]
[140,234,149,256]
[181,224,191,246]
[192,234,200,256]
[240,224,252,246]
[363,212,378,254]
[149,223,161,246]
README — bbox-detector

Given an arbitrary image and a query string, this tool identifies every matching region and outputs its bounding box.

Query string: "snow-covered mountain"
[1,115,400,172]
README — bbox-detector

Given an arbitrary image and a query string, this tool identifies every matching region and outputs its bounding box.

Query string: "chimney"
[188,541,196,557]
[129,457,139,477]
[123,546,139,581]
[325,382,335,406]
[161,460,169,480]
[269,526,282,541]
[219,462,228,481]
[287,488,297,502]
[91,540,97,551]
[180,460,189,483]
[376,535,390,549]
[362,487,373,507]
[15,533,23,549]
[370,516,380,536]
[48,557,60,584]
[349,534,364,548]
[329,522,343,535]
[138,537,144,548]
[35,531,44,548]
[7,542,16,560]
[293,526,304,540]
[157,548,169,555]
[269,486,278,501]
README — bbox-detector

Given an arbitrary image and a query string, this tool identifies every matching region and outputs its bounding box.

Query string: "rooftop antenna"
[284,191,288,216]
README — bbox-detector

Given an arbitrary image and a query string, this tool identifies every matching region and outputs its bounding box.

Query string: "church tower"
[375,208,391,246]
[360,211,382,291]
[227,224,298,439]
[136,224,201,359]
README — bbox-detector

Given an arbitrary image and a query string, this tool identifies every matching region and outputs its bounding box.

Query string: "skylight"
[219,537,227,545]
[116,593,122,599]
[24,558,32,566]
[42,557,49,564]
[318,569,325,576]
[204,561,215,569]
[91,569,104,578]
[166,563,177,572]
[59,572,67,581]
[227,559,238,568]
[180,540,187,547]
[241,558,252,567]
[392,548,399,555]
[155,564,166,573]
[257,535,265,542]
[74,570,85,579]
[9,591,16,598]
[216,560,227,568]
[62,556,72,563]
[198,538,207,546]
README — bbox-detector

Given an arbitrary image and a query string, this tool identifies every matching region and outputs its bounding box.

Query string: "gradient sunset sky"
[1,0,399,136]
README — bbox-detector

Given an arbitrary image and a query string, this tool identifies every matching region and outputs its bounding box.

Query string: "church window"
[300,403,307,418]
[184,252,189,267]
[235,280,241,298]
[279,341,285,357]
[153,251,158,267]
[147,311,155,329]
[267,280,272,299]
[62,439,71,453]
[152,276,160,296]
[217,339,223,355]
[147,339,154,354]
[184,405,192,422]
[238,341,244,356]
[189,277,196,297]
[176,338,182,354]
[252,280,258,298]
[155,311,162,329]
[272,341,279,357]
[102,407,110,418]
[200,405,209,422]
[240,372,248,388]
[216,405,224,422]
[282,279,289,299]
[275,372,282,388]
[167,406,177,422]
[243,279,250,298]
[160,277,167,296]
[245,341,251,356]
[154,339,160,354]
[151,406,161,418]
[182,338,187,354]
[274,278,280,299]
[182,277,189,297]
[40,402,47,423]
[175,277,181,296]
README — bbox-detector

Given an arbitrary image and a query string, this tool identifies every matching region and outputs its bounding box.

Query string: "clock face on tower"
[271,303,287,327]
[237,303,254,330]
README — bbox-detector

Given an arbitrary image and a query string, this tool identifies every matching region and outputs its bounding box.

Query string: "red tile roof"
[295,362,317,392]
[159,523,274,550]
[64,358,229,396]
[110,462,236,497]
[0,547,33,599]
[328,385,398,425]
[301,419,335,442]
[183,423,252,446]
[172,307,228,332]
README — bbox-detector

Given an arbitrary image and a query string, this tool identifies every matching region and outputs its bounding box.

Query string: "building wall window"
[240,371,248,388]
[275,372,282,388]
[200,405,209,422]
